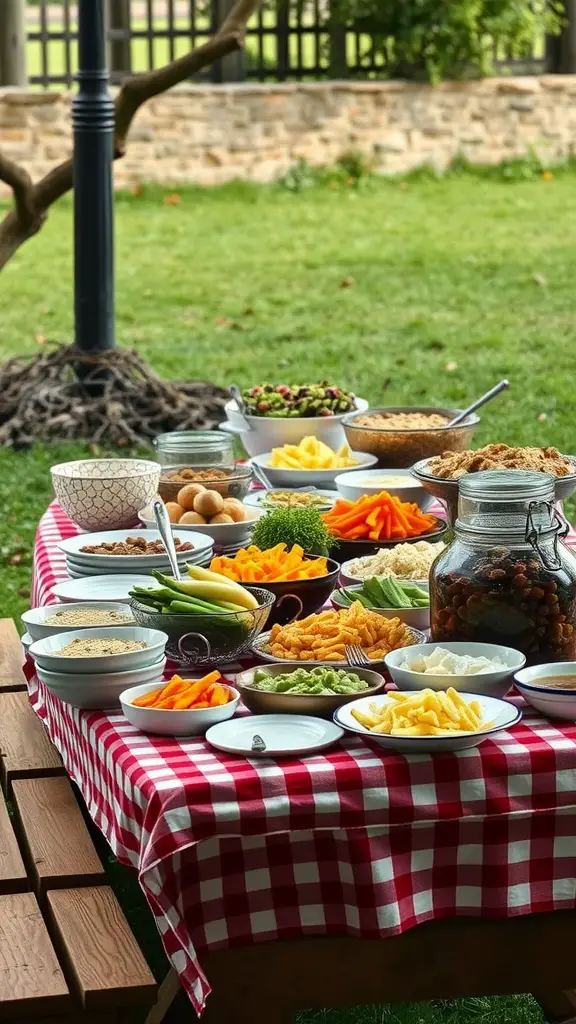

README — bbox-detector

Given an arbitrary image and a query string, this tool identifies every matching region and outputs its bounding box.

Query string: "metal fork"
[345,644,371,668]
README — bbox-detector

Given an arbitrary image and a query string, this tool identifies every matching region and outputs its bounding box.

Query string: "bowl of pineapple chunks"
[250,436,377,488]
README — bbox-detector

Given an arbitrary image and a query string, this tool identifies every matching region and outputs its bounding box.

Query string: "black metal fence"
[25,0,550,88]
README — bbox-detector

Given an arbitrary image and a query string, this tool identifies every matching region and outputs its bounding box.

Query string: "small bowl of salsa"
[514,663,576,720]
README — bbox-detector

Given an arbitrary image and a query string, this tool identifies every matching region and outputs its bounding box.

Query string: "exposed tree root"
[0,344,228,448]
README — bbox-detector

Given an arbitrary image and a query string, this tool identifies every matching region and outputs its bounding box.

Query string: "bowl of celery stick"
[331,576,430,631]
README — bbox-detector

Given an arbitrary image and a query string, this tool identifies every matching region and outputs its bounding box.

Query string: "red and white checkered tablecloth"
[28,501,576,1014]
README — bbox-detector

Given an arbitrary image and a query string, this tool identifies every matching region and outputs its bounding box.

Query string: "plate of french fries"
[334,687,521,753]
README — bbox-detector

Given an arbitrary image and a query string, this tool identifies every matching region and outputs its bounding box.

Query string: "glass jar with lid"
[153,431,235,471]
[430,469,576,664]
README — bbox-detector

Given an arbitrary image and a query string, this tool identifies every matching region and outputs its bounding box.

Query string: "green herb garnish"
[251,506,334,556]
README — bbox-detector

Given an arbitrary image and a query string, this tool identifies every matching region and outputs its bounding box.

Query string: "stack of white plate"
[58,528,214,579]
[29,625,168,709]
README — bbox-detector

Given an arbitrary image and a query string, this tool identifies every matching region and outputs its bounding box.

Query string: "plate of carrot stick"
[120,670,240,735]
[322,490,445,544]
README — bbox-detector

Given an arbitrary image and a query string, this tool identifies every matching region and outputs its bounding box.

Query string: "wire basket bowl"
[129,587,276,668]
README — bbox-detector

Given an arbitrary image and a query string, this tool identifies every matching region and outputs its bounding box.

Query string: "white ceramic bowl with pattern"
[51,459,161,531]
[514,663,576,719]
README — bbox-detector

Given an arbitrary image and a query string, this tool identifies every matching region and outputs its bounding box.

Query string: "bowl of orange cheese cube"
[210,543,341,627]
[120,670,240,735]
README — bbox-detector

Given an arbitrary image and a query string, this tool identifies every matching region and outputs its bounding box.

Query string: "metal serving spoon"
[251,460,274,491]
[229,384,252,432]
[448,379,509,427]
[153,499,182,581]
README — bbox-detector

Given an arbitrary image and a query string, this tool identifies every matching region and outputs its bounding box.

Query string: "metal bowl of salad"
[235,663,385,717]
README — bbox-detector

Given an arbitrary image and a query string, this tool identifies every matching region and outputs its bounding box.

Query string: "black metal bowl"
[245,555,340,627]
[328,517,448,565]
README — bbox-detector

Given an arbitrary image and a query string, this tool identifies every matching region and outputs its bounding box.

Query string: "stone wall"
[1,76,575,194]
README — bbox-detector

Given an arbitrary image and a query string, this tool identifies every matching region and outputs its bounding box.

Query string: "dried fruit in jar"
[431,546,576,664]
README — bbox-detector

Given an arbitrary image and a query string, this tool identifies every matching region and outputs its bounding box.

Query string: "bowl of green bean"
[331,577,430,632]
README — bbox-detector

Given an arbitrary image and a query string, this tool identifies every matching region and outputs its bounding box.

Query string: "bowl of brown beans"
[342,408,480,469]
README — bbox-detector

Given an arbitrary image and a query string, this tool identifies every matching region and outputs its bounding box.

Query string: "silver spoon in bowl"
[448,379,509,427]
[251,460,274,492]
[153,499,182,581]
[229,384,252,432]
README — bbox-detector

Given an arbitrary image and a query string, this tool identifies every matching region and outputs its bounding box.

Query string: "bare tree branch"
[0,0,261,271]
[114,30,244,153]
[0,154,36,224]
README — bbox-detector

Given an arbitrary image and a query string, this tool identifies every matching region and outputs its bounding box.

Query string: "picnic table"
[26,499,576,1023]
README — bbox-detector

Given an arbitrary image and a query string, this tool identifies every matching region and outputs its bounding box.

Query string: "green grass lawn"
[0,167,572,1022]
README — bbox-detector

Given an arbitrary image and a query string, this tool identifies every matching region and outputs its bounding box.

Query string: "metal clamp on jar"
[430,470,576,665]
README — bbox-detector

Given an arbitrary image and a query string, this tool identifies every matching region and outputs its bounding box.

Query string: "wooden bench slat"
[0,891,71,1018]
[0,691,63,790]
[47,887,157,1011]
[12,777,106,894]
[0,788,27,896]
[0,619,26,693]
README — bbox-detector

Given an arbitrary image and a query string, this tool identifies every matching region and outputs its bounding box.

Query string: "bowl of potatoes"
[139,485,262,547]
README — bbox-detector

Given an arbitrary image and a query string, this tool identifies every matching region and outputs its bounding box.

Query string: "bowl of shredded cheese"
[339,540,446,588]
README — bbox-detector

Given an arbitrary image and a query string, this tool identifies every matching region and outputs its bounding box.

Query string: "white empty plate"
[205,714,344,757]
[51,575,159,604]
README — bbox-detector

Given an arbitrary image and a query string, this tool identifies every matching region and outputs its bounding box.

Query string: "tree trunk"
[560,0,576,72]
[0,0,27,87]
[108,0,132,80]
[214,0,246,81]
[328,1,348,78]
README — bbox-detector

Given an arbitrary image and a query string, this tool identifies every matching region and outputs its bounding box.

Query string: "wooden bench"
[0,619,158,1024]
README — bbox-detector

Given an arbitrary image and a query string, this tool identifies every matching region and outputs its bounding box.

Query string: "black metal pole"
[72,0,115,352]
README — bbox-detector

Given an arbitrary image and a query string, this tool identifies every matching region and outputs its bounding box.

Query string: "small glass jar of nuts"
[430,470,576,665]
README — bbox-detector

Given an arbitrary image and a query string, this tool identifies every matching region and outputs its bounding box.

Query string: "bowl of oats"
[29,626,168,674]
[22,603,137,641]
